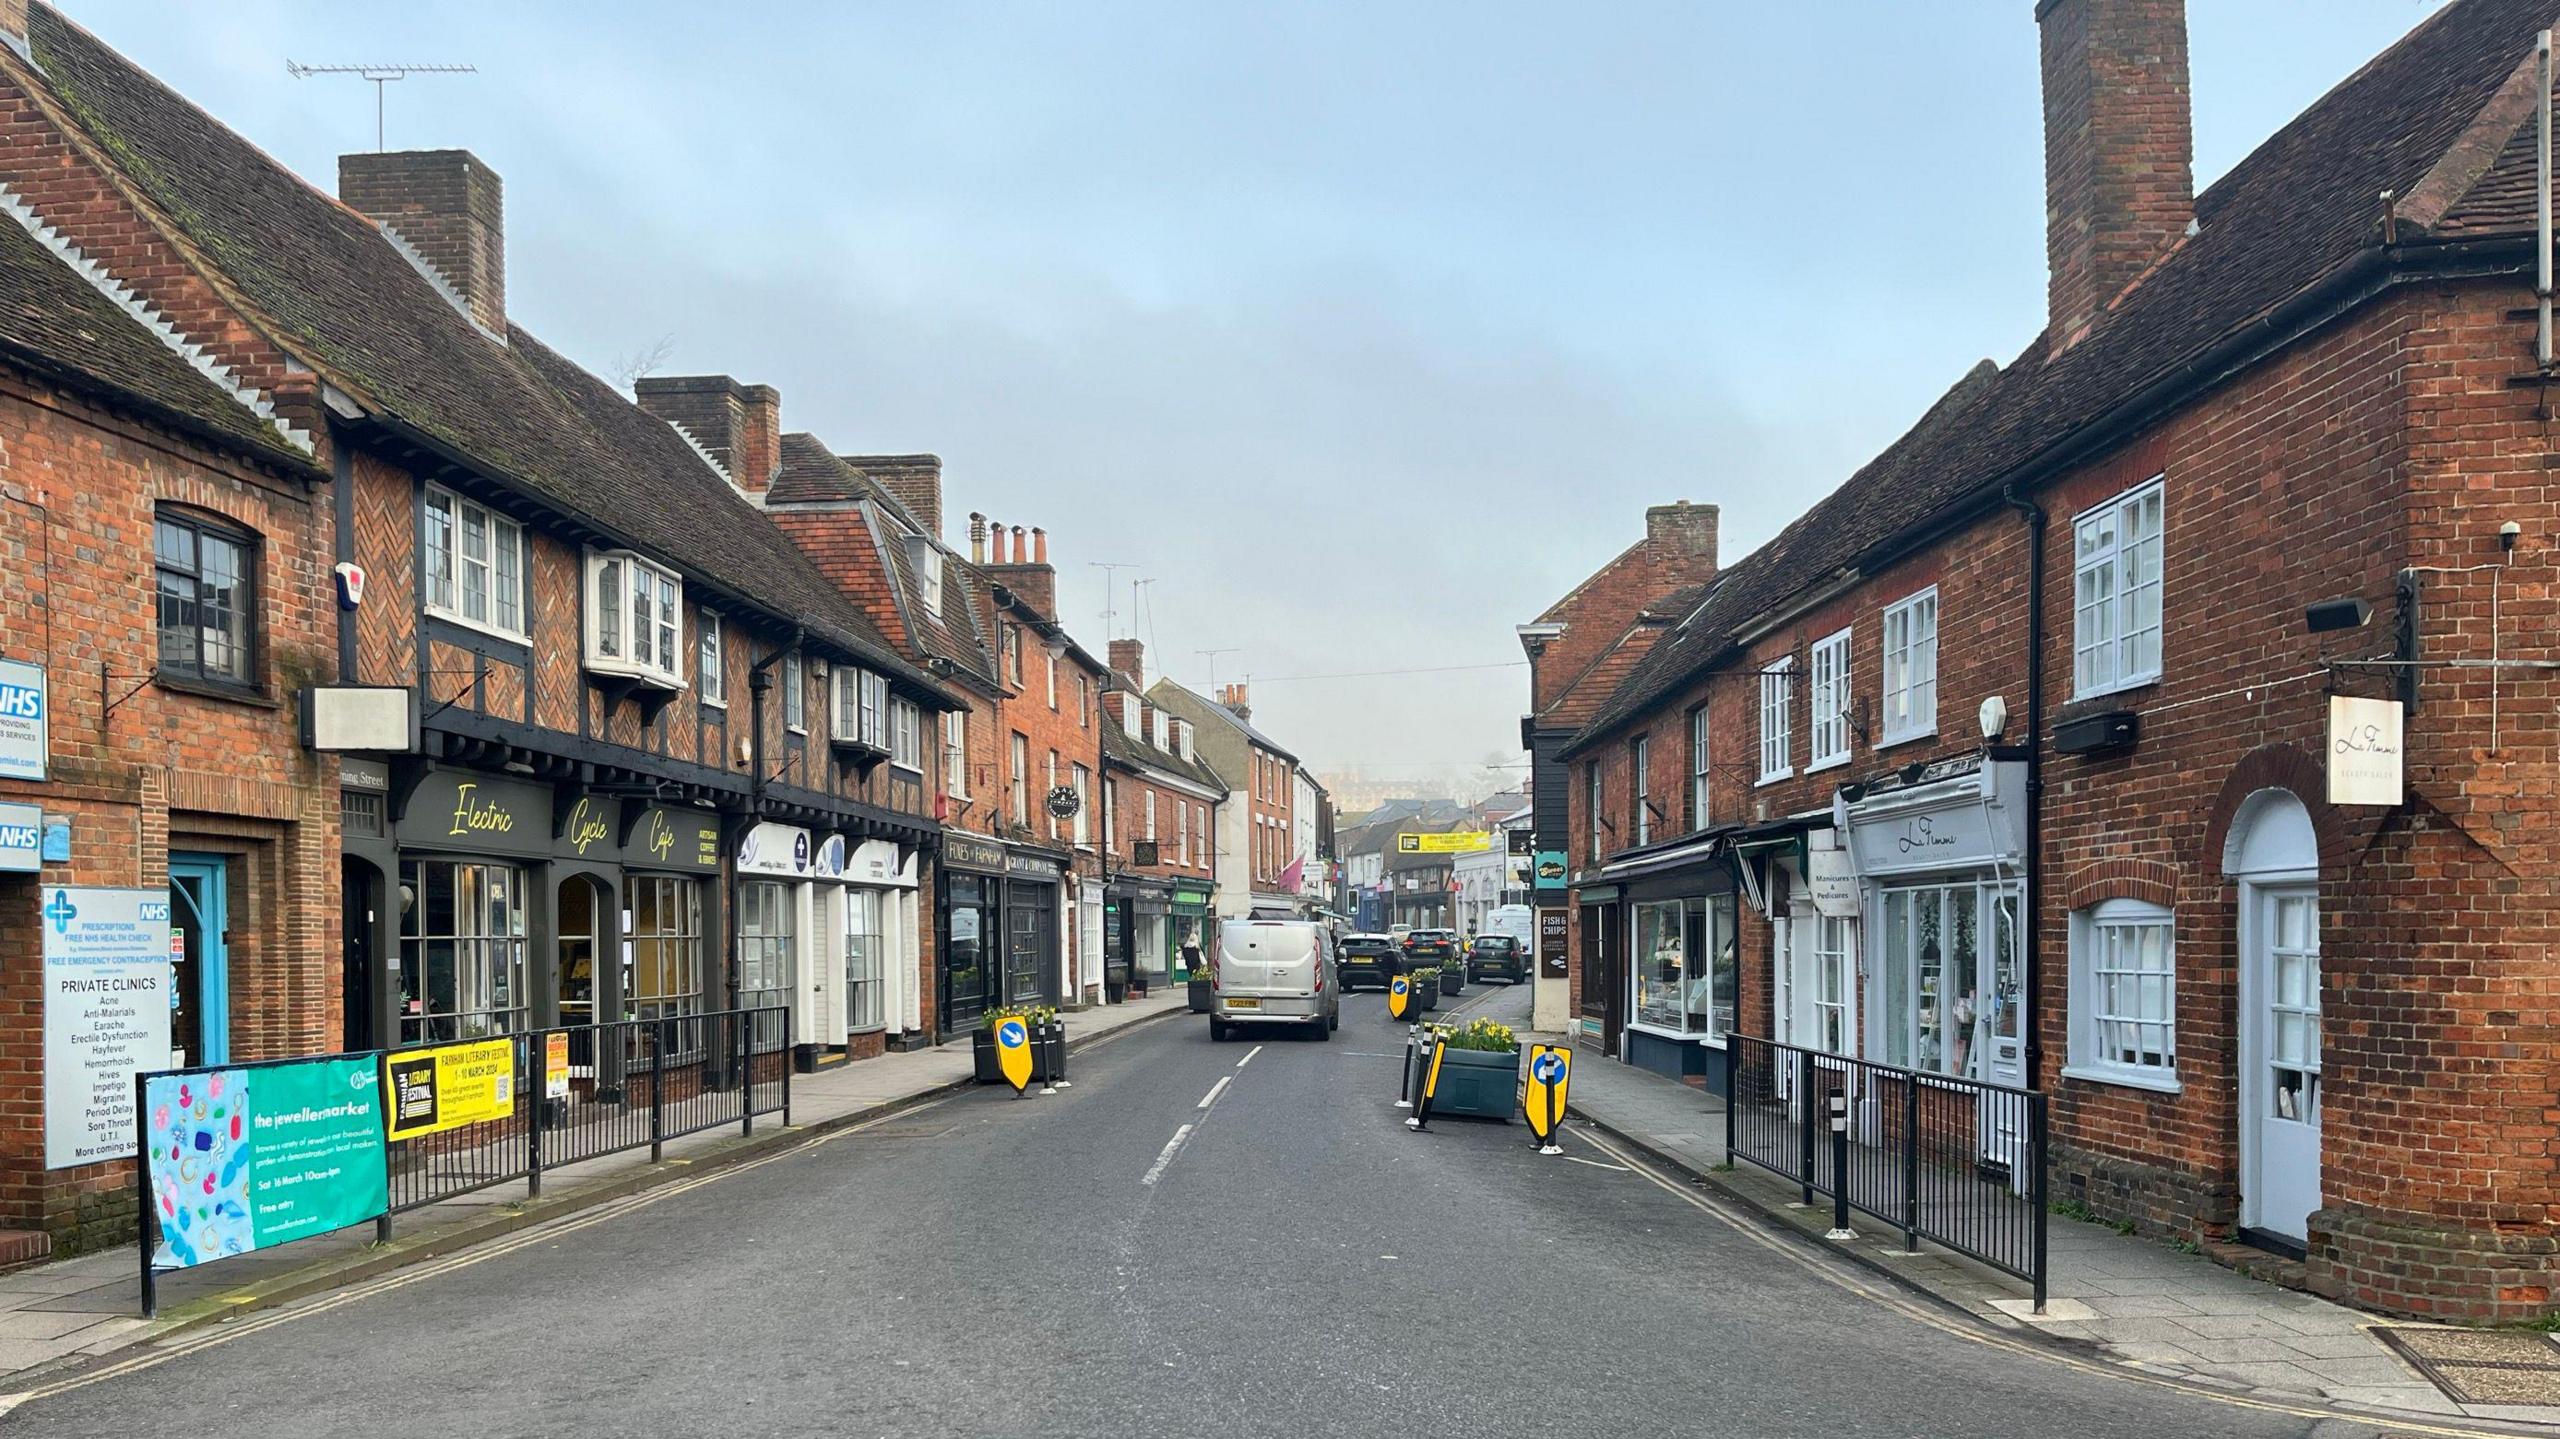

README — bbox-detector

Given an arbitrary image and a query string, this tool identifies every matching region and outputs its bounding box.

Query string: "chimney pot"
[969,512,988,564]
[2039,0,2193,352]
[339,149,507,336]
[1032,527,1048,564]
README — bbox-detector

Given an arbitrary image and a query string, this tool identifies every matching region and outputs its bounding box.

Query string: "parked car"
[1467,934,1526,985]
[1338,933,1402,991]
[1401,928,1459,972]
[1209,919,1341,1042]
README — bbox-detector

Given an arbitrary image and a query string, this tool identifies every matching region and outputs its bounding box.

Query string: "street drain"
[861,1125,953,1140]
[2374,1327,2560,1405]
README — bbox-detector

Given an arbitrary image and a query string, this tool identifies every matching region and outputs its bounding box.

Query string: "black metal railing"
[1725,1034,2047,1307]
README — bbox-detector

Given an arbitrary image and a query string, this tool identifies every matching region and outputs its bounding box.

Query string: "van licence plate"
[1227,997,1260,1009]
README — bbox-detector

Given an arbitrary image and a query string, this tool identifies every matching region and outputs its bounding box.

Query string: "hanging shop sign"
[1804,832,1858,919]
[1508,828,1537,856]
[381,1038,516,1142]
[0,800,40,874]
[2327,695,2404,807]
[738,821,814,877]
[43,886,172,1168]
[0,657,48,782]
[1398,831,1494,854]
[943,834,1007,875]
[626,807,721,873]
[145,1055,387,1268]
[399,772,551,858]
[1534,850,1568,891]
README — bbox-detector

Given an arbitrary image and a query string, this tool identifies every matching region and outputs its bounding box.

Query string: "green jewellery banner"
[144,1056,389,1269]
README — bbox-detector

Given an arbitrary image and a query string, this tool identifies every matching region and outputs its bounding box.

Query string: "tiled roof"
[1566,0,2558,758]
[24,4,936,692]
[0,205,315,468]
[769,435,998,685]
[1147,678,1300,767]
[1100,718,1226,792]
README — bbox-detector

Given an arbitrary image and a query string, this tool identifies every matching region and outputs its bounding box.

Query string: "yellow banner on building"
[1397,831,1495,854]
[382,1038,516,1141]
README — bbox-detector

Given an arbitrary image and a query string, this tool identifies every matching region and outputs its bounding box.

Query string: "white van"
[1209,918,1340,1042]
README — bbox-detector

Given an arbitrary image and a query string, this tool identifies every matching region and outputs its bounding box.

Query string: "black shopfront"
[937,835,1068,1035]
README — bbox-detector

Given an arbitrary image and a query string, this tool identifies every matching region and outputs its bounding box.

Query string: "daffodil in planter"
[1410,966,1441,1012]
[1421,1018,1519,1121]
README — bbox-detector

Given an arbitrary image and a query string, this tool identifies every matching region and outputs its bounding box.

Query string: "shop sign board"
[42,886,172,1169]
[1398,831,1494,854]
[381,1038,516,1141]
[1534,850,1567,891]
[2327,695,2404,807]
[626,807,721,873]
[1537,908,1569,979]
[0,657,48,782]
[1805,834,1858,919]
[0,800,40,874]
[851,839,916,888]
[812,833,850,879]
[943,835,1007,875]
[1841,761,2025,881]
[399,772,551,858]
[144,1056,387,1268]
[1007,850,1063,880]
[558,793,619,861]
[738,821,813,876]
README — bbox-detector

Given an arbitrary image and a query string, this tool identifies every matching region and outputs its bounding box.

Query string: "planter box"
[1439,967,1465,994]
[971,1029,1002,1084]
[1426,1046,1517,1121]
[1413,976,1440,1012]
[1187,980,1215,1014]
[972,1024,1065,1084]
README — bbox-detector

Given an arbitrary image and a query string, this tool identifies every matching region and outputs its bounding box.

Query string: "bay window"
[2073,476,2165,697]
[586,550,684,687]
[1881,587,1938,744]
[424,487,527,638]
[833,666,890,748]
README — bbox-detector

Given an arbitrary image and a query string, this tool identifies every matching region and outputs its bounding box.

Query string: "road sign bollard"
[1395,1027,1416,1109]
[1824,1090,1855,1241]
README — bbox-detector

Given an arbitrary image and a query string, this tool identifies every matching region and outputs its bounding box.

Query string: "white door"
[2243,884,2322,1241]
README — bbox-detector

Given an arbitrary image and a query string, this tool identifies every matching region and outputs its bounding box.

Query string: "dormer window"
[586,550,684,689]
[1151,710,1169,751]
[908,537,945,621]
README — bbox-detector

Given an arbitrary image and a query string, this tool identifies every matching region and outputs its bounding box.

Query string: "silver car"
[1208,918,1341,1042]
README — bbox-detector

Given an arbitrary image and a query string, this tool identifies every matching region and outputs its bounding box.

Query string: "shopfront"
[613,804,723,1032]
[736,820,824,1065]
[938,836,1005,1036]
[844,838,920,1057]
[1003,848,1065,1010]
[1594,834,1740,1089]
[1171,882,1213,981]
[1767,824,1857,1062]
[387,770,555,1047]
[1841,757,2030,1107]
[1107,876,1171,998]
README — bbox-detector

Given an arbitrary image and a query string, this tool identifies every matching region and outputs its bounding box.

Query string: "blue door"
[168,855,230,1067]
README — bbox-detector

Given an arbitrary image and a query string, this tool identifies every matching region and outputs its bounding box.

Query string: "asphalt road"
[6,986,2383,1438]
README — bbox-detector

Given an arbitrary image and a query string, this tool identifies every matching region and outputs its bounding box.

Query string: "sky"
[62,0,2446,798]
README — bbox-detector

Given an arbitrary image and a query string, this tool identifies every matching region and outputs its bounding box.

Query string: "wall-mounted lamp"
[2304,597,2372,634]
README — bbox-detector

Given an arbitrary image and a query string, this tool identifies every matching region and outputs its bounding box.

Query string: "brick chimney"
[635,376,782,493]
[1219,683,1251,723]
[848,454,942,539]
[339,150,507,336]
[983,519,1057,616]
[2039,0,2192,352]
[1108,639,1146,689]
[1643,501,1719,585]
[0,0,29,63]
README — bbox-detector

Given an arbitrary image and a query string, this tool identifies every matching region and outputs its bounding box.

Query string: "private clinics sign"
[43,888,172,1168]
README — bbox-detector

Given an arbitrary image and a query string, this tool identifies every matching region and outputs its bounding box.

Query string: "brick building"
[1098,639,1224,988]
[1545,0,2560,1320]
[1149,680,1308,919]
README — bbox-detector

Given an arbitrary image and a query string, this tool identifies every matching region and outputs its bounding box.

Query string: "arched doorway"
[2224,788,2321,1250]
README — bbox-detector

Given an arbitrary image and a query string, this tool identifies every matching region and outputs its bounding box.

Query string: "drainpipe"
[2004,487,2047,1090]
[731,630,799,1016]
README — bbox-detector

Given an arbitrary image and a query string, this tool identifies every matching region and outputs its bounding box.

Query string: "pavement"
[0,978,2474,1438]
[1489,982,2560,1431]
[0,989,1193,1391]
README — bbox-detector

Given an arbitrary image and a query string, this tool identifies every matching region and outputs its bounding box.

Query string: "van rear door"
[1219,921,1318,997]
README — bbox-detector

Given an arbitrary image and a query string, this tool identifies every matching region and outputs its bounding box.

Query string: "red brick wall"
[0,365,337,1249]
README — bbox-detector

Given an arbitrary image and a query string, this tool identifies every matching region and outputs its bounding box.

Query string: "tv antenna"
[1198,648,1240,691]
[1089,562,1136,641]
[286,61,478,151]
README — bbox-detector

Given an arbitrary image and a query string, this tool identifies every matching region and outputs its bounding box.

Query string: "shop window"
[153,508,257,688]
[892,698,923,771]
[423,486,527,638]
[945,877,991,1029]
[628,875,703,1023]
[2067,899,2177,1089]
[846,888,885,1031]
[1630,894,1736,1039]
[586,550,684,688]
[697,612,726,707]
[737,880,798,1013]
[1758,658,1793,782]
[1812,915,1855,1054]
[1881,587,1937,744]
[1809,627,1851,770]
[1878,882,2024,1081]
[2074,476,2165,698]
[398,859,528,1044]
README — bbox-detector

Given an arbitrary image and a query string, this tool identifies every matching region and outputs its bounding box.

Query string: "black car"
[1401,929,1459,977]
[1467,934,1527,985]
[1338,934,1402,991]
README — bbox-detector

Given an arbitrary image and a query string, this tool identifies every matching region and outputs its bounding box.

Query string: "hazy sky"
[65,0,2442,794]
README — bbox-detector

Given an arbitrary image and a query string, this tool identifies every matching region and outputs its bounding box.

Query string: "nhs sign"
[0,658,45,782]
[0,801,38,874]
